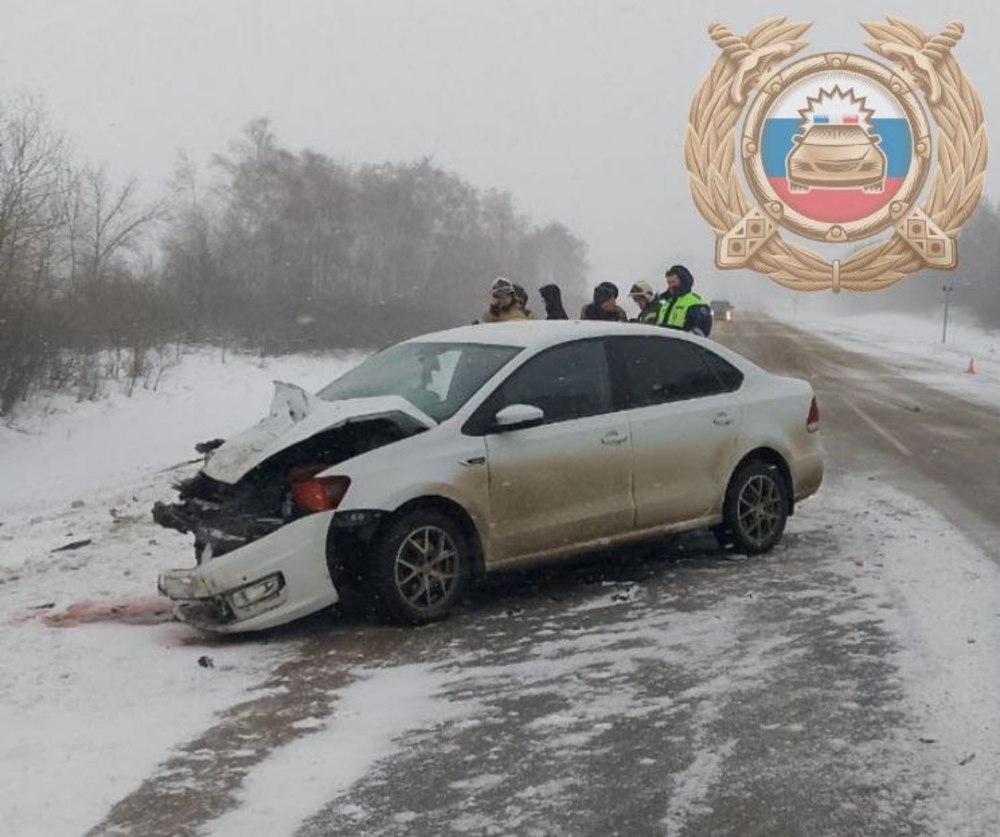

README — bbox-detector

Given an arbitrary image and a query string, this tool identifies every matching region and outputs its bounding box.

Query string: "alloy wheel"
[736,474,784,549]
[393,525,460,612]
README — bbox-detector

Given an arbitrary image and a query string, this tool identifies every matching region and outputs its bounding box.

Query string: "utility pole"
[942,284,954,344]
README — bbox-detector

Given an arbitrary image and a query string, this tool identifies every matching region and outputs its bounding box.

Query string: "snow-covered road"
[3,318,1000,836]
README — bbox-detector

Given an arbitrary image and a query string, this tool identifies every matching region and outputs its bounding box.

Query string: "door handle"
[713,412,733,426]
[601,430,629,445]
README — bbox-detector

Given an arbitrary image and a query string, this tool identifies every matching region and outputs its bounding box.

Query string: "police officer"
[655,265,712,336]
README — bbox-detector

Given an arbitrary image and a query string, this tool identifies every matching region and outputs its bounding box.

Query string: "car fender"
[730,381,824,502]
[320,428,493,560]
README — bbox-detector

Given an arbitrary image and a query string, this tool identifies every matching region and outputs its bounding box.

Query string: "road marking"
[845,401,913,458]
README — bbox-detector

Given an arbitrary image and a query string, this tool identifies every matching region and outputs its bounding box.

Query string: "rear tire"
[722,460,789,555]
[369,509,469,624]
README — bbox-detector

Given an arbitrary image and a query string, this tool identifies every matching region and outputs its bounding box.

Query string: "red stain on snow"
[38,597,175,627]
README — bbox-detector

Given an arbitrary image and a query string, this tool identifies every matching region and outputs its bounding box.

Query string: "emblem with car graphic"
[686,17,987,291]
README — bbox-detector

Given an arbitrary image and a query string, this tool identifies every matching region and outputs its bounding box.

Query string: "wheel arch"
[384,496,487,575]
[731,447,795,516]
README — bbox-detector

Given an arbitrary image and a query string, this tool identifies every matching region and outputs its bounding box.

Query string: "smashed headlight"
[229,573,285,611]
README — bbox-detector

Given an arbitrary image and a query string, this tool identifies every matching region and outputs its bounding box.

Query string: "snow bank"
[0,346,365,517]
[0,346,364,836]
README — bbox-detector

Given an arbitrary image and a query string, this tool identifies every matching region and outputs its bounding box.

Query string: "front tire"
[369,509,469,624]
[722,461,789,555]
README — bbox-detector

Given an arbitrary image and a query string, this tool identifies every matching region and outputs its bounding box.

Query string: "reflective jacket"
[655,291,712,335]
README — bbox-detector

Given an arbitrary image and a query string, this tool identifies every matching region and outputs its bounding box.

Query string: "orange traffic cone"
[966,358,977,375]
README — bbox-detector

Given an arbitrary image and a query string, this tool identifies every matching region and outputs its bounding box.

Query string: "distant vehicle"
[786,123,887,193]
[156,322,823,632]
[711,299,736,322]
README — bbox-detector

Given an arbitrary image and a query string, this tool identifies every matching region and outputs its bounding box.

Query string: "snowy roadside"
[769,308,1000,411]
[830,476,1000,837]
[0,347,363,837]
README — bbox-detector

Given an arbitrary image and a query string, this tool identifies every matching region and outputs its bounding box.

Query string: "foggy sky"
[3,0,998,308]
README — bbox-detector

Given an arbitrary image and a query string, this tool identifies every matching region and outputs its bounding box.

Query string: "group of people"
[476,265,712,337]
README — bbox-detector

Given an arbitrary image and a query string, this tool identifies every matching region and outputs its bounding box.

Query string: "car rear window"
[692,344,743,392]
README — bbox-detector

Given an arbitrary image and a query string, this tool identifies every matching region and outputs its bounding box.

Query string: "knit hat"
[593,282,619,305]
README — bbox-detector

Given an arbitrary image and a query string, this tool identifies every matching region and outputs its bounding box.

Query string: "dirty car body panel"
[155,322,823,632]
[158,510,339,632]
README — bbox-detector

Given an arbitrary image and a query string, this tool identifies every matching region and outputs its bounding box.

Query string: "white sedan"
[155,321,823,631]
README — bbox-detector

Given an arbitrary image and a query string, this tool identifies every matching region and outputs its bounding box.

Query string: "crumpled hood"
[203,381,436,485]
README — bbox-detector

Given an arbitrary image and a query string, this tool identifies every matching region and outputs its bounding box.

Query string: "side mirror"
[494,403,545,432]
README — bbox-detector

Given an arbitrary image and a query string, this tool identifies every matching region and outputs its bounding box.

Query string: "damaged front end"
[154,383,432,632]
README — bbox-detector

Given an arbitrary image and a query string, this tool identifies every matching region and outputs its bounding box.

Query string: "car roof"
[406,320,744,349]
[404,320,758,371]
[406,319,689,350]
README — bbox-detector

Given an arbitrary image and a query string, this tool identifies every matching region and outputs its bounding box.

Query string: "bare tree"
[0,96,66,306]
[69,166,162,285]
[0,97,70,412]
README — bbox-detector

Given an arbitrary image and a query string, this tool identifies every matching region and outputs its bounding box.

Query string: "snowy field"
[770,306,1000,411]
[0,348,363,837]
[2,328,1000,835]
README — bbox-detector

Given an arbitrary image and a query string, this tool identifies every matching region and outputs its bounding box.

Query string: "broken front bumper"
[158,510,339,633]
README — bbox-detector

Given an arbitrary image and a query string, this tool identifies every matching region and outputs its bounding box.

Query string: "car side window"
[692,345,744,392]
[491,339,614,425]
[617,336,737,407]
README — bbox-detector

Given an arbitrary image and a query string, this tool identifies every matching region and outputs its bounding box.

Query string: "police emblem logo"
[686,18,987,292]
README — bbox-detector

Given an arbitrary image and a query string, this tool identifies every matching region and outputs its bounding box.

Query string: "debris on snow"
[195,438,225,455]
[50,538,93,553]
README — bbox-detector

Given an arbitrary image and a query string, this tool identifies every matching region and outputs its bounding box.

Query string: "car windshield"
[317,341,522,423]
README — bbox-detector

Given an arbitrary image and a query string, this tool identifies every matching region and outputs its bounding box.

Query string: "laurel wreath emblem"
[686,17,988,291]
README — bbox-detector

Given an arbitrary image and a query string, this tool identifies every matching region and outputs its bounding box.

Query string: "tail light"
[291,475,351,512]
[806,397,820,433]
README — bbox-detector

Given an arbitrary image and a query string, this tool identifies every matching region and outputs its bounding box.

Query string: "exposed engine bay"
[152,383,431,562]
